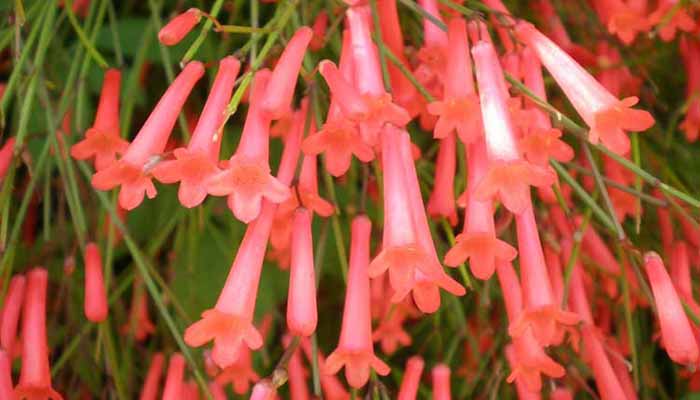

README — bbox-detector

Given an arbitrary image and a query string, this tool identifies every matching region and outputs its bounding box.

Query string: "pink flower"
[249,380,277,400]
[426,18,481,143]
[644,251,700,366]
[286,338,310,400]
[296,154,334,217]
[471,40,555,215]
[444,140,517,279]
[287,208,318,337]
[215,345,260,394]
[70,69,129,171]
[14,268,63,400]
[515,22,654,155]
[431,364,452,400]
[324,215,390,389]
[83,242,108,322]
[92,62,205,210]
[397,356,424,400]
[159,8,202,46]
[0,137,15,183]
[206,70,290,223]
[648,0,697,41]
[509,199,579,347]
[151,56,241,208]
[261,27,313,119]
[139,353,165,400]
[300,339,350,400]
[680,36,700,142]
[0,350,12,400]
[162,353,185,400]
[185,116,302,368]
[427,134,458,225]
[0,274,25,357]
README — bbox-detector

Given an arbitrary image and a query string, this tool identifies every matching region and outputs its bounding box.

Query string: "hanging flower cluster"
[4,0,700,398]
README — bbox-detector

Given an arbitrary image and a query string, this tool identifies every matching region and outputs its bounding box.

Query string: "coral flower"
[215,345,260,394]
[397,356,424,400]
[0,137,15,183]
[372,304,413,354]
[648,0,697,41]
[671,241,693,300]
[14,268,63,400]
[509,199,579,347]
[604,0,651,45]
[496,261,565,392]
[309,11,328,51]
[1,274,25,356]
[159,8,202,46]
[471,40,555,215]
[0,350,12,400]
[152,56,241,208]
[644,252,699,366]
[83,242,108,322]
[432,364,452,400]
[285,337,310,400]
[376,0,419,115]
[370,127,464,309]
[92,61,205,210]
[300,340,350,400]
[121,279,156,341]
[139,352,164,400]
[287,208,318,337]
[426,18,481,144]
[70,68,128,171]
[427,134,458,225]
[206,70,290,223]
[680,36,700,142]
[162,353,185,400]
[297,154,334,217]
[444,140,517,279]
[185,119,302,368]
[249,380,277,400]
[261,27,312,119]
[415,0,448,86]
[515,22,654,155]
[324,215,390,389]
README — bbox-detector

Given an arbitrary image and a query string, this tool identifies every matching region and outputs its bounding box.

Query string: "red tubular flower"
[139,352,165,400]
[286,339,310,400]
[471,40,555,215]
[261,27,313,119]
[324,215,390,389]
[0,137,15,183]
[249,380,277,400]
[427,134,457,225]
[207,70,290,223]
[287,208,318,337]
[70,69,128,171]
[208,381,227,400]
[397,356,424,400]
[599,0,650,45]
[121,279,156,341]
[1,274,25,356]
[551,388,573,400]
[431,364,451,400]
[159,8,202,46]
[644,252,700,366]
[519,48,573,166]
[319,10,410,145]
[303,31,374,177]
[83,242,108,323]
[162,353,185,400]
[14,268,63,400]
[515,22,654,155]
[185,120,302,368]
[376,0,419,115]
[680,36,700,142]
[510,197,578,347]
[415,0,448,87]
[444,140,517,279]
[309,11,328,51]
[370,127,463,310]
[504,345,542,400]
[495,261,565,392]
[398,127,466,311]
[0,350,12,400]
[92,62,205,210]
[297,154,334,217]
[654,190,674,256]
[372,303,413,354]
[426,18,481,144]
[300,339,350,400]
[575,217,621,276]
[215,344,260,394]
[151,56,241,208]
[671,241,693,300]
[648,0,696,41]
